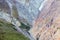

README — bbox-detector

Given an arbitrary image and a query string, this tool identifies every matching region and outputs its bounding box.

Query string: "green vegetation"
[20,22,30,31]
[0,20,30,40]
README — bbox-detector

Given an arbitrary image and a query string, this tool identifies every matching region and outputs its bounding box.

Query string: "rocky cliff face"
[29,0,60,40]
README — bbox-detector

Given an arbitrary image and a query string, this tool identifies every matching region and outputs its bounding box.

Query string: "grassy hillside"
[0,20,29,40]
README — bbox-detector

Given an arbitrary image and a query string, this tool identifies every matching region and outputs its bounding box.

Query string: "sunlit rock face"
[29,0,60,40]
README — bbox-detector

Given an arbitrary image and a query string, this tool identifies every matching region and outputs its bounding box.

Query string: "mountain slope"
[0,20,29,40]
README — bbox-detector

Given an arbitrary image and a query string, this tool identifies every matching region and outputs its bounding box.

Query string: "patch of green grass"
[0,20,30,40]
